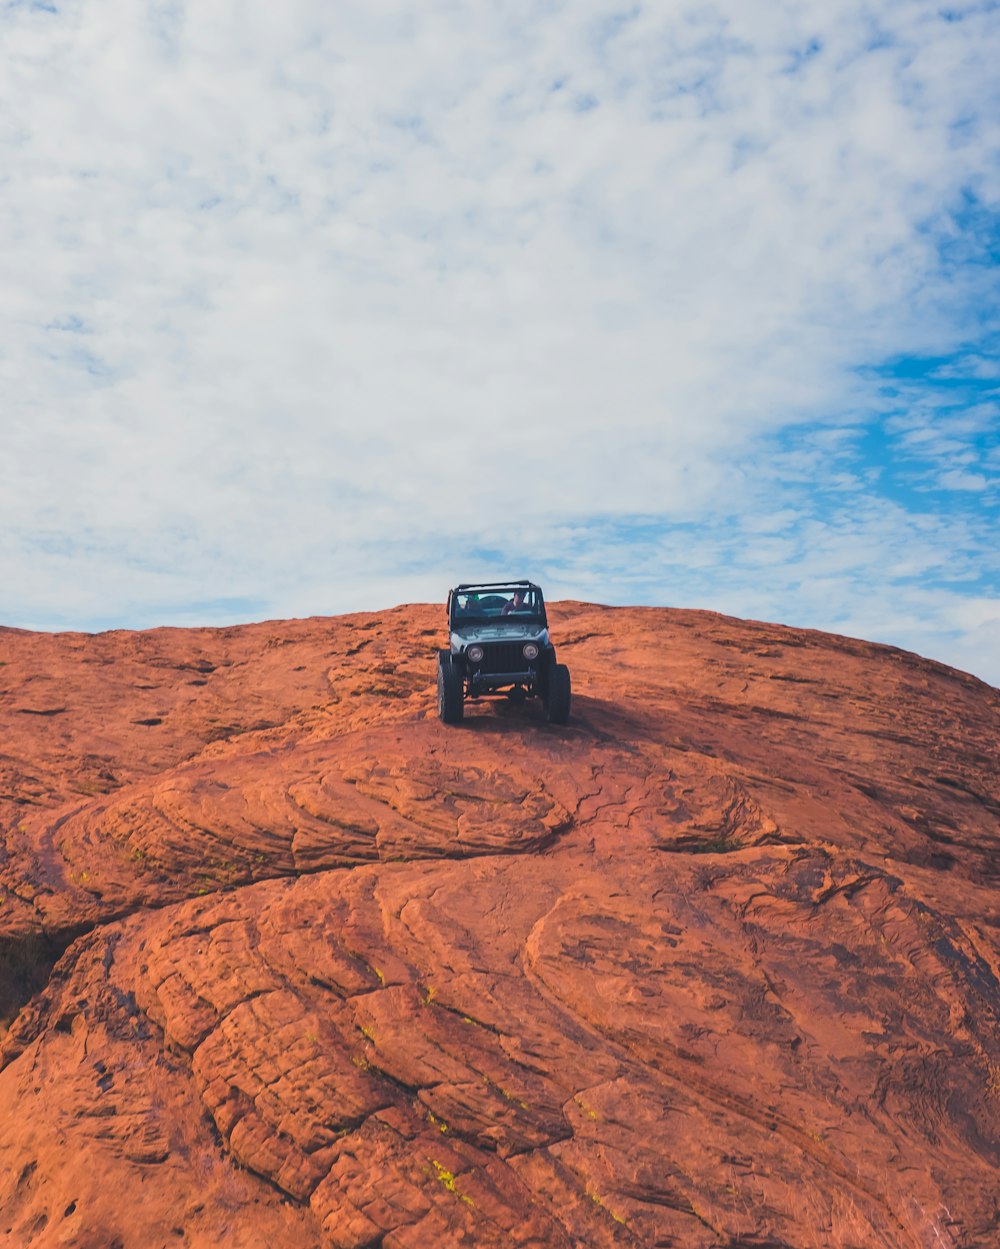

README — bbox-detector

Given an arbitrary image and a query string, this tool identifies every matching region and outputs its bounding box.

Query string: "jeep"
[437,581,571,725]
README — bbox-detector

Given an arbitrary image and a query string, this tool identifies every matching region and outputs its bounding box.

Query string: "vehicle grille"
[476,642,529,674]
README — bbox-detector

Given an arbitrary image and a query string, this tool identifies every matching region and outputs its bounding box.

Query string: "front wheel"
[438,654,464,724]
[545,663,571,725]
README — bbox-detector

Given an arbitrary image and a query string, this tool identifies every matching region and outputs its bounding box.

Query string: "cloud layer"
[2,1,999,682]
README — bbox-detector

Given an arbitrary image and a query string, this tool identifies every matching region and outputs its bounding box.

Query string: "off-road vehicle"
[437,581,571,725]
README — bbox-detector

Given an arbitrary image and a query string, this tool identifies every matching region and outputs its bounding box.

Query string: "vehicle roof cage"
[453,581,539,592]
[448,582,547,629]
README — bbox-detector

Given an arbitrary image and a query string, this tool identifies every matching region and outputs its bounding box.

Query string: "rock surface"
[1,603,999,1248]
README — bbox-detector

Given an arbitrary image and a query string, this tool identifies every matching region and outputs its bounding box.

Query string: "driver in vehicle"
[502,590,526,616]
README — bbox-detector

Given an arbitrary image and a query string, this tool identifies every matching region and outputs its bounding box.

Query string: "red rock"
[1,604,999,1247]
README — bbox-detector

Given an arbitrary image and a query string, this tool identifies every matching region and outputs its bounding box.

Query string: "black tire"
[545,663,571,725]
[438,653,464,724]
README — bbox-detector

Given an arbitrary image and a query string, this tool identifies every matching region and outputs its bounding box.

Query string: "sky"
[2,0,999,685]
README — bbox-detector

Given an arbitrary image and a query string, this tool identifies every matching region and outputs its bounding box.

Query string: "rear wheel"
[438,653,464,724]
[545,663,571,725]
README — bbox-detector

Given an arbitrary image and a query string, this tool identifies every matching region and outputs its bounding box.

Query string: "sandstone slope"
[1,604,999,1249]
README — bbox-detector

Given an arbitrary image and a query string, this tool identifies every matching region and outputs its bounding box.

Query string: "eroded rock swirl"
[1,604,999,1248]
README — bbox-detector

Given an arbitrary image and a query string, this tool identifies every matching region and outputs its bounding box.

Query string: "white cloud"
[936,468,990,492]
[1,0,999,685]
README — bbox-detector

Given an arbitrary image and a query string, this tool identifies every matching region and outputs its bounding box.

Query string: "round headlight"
[522,642,539,660]
[467,644,484,664]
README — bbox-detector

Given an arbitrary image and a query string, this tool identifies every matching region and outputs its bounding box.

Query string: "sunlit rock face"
[1,604,998,1249]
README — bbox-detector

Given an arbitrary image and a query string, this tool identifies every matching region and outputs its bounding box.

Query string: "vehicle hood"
[452,624,548,644]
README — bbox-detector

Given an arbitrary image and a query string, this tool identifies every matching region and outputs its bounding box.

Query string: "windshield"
[453,586,544,624]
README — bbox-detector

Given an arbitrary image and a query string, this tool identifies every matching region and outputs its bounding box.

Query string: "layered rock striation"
[1,604,998,1248]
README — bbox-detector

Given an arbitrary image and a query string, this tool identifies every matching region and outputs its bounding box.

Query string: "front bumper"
[469,667,537,690]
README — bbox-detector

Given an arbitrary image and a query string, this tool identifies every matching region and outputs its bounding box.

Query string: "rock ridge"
[1,603,998,1248]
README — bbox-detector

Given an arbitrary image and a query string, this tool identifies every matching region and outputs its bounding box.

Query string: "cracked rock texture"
[1,603,999,1248]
